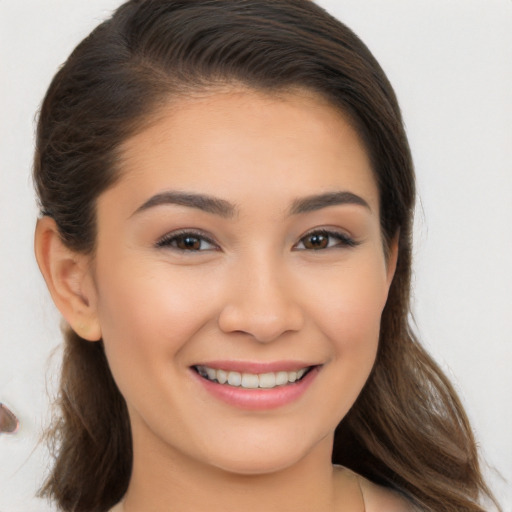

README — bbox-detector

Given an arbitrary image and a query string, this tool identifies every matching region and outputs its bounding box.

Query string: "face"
[88,88,396,475]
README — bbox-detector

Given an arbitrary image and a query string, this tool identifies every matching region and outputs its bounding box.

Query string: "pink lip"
[190,364,320,411]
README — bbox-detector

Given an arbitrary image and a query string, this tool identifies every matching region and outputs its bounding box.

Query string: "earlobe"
[34,217,102,342]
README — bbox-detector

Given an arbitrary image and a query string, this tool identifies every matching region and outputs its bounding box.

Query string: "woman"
[32,1,500,511]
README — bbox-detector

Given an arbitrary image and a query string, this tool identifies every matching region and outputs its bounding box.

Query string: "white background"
[0,1,511,510]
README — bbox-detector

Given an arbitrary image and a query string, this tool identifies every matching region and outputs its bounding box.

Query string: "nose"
[217,259,305,343]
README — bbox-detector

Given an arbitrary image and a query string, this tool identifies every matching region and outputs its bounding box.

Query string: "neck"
[122,430,342,512]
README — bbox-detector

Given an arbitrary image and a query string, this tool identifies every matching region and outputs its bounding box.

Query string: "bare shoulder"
[357,474,414,512]
[332,466,415,512]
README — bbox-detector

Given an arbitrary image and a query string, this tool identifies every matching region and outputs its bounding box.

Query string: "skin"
[36,88,411,511]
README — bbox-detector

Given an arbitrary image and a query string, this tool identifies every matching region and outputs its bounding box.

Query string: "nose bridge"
[218,250,304,342]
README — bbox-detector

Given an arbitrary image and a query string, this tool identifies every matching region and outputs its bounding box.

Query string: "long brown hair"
[34,1,499,511]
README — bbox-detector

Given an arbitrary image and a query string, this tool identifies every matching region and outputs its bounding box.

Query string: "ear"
[34,216,102,342]
[385,230,399,288]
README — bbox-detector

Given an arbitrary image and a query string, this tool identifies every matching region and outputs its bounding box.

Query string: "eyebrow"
[132,191,237,218]
[289,191,370,214]
[132,189,370,218]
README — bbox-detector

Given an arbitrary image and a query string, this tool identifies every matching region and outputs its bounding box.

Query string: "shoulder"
[357,474,414,512]
[333,466,415,512]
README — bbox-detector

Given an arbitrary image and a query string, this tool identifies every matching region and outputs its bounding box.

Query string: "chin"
[211,451,305,476]
[202,427,333,477]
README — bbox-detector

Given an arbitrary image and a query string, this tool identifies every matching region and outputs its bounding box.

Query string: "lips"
[191,361,320,410]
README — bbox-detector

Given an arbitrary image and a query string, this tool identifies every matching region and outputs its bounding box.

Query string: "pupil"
[180,236,200,250]
[307,234,327,249]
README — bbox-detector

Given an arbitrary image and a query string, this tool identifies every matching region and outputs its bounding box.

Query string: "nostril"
[217,299,305,343]
[0,403,20,434]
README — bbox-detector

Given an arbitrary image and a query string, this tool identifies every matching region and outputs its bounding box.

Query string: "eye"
[156,230,218,252]
[294,229,359,251]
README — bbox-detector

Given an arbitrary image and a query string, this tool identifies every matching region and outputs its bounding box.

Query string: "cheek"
[93,257,222,374]
[310,253,389,358]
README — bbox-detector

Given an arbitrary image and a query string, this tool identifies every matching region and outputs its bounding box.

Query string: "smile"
[194,365,311,389]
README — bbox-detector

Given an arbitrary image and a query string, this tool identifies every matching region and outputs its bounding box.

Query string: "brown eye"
[176,235,202,250]
[294,230,358,251]
[156,231,218,251]
[303,233,329,250]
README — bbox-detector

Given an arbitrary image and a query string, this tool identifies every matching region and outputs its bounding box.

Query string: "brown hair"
[34,1,499,511]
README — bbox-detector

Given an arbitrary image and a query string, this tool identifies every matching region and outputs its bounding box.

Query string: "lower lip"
[191,367,319,411]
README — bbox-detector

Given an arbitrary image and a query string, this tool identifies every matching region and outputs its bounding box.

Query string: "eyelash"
[156,228,359,252]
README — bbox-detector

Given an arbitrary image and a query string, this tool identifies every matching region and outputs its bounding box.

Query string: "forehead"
[109,87,378,216]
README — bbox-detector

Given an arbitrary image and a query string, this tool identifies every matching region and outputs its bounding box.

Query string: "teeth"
[259,372,276,389]
[275,371,289,386]
[241,373,259,388]
[196,365,310,389]
[227,371,241,387]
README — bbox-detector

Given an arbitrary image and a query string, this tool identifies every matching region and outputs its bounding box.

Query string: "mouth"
[193,365,314,390]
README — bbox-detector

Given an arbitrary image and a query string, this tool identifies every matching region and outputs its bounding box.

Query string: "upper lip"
[192,360,318,373]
